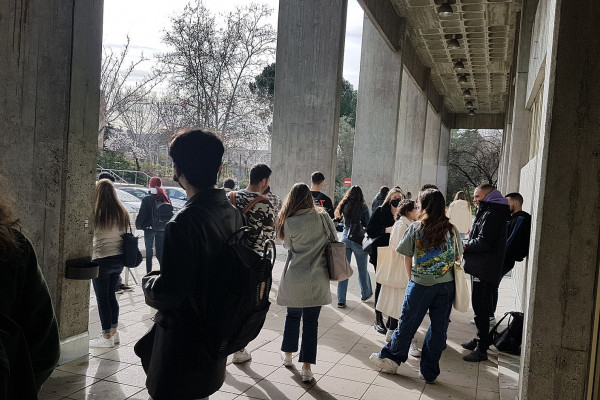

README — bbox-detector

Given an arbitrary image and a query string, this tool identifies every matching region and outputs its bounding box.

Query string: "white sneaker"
[112,332,120,344]
[385,330,394,342]
[89,334,114,348]
[368,353,399,374]
[281,352,293,367]
[232,348,252,364]
[409,341,422,358]
[300,368,313,382]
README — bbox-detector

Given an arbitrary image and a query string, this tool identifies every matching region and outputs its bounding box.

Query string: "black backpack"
[153,199,174,232]
[491,311,524,355]
[193,208,275,358]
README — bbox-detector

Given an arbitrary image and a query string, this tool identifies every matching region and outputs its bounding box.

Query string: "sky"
[102,0,365,89]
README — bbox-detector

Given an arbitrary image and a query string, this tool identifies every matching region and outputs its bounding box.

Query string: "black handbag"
[122,227,143,268]
[362,234,379,253]
[347,223,366,245]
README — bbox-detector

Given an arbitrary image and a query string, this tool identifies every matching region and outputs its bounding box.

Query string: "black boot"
[374,311,386,334]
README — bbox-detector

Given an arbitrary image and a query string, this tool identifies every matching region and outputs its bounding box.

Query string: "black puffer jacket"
[140,188,243,399]
[463,200,510,285]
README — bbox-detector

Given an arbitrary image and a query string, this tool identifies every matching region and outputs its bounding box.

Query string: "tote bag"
[452,232,470,312]
[318,213,353,281]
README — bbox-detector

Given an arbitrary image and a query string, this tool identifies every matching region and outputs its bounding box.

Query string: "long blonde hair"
[382,186,405,205]
[94,179,130,231]
[275,183,315,240]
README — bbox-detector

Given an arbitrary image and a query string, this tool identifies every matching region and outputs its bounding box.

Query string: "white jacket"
[448,199,473,234]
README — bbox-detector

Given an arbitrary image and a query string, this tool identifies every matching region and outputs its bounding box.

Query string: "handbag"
[348,223,366,244]
[318,213,353,281]
[122,226,143,268]
[452,232,470,312]
[362,234,379,254]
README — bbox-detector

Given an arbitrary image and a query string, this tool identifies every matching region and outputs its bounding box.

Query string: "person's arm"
[143,219,199,310]
[15,237,60,391]
[464,212,503,253]
[136,196,151,230]
[325,197,335,219]
[361,204,370,228]
[263,200,276,241]
[404,255,412,279]
[366,208,385,237]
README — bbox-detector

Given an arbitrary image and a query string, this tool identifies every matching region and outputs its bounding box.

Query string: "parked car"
[117,184,148,201]
[163,186,187,210]
[118,184,184,213]
[114,188,141,226]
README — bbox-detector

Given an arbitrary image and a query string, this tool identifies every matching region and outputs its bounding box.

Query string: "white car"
[164,186,188,209]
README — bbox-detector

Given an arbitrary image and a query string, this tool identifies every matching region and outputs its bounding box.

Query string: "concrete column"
[352,16,403,202]
[436,122,451,197]
[421,103,442,188]
[394,70,428,195]
[505,1,537,193]
[0,0,103,363]
[271,0,347,199]
[519,1,600,398]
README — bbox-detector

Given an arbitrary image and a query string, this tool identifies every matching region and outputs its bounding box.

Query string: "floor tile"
[39,370,98,398]
[68,380,143,400]
[311,375,370,399]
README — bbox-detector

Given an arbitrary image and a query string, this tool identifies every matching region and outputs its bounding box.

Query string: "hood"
[483,189,508,205]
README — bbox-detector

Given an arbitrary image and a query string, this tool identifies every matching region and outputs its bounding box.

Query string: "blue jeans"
[281,306,321,364]
[144,229,165,273]
[92,256,125,333]
[380,280,455,382]
[337,231,373,304]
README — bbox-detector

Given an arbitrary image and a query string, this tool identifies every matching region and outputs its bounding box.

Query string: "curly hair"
[418,189,455,248]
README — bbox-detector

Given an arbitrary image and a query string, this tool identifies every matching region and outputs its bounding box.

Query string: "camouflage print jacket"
[229,190,275,255]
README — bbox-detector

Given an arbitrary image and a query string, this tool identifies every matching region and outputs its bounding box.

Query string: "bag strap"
[490,311,512,336]
[318,212,337,243]
[242,195,268,215]
[228,191,237,207]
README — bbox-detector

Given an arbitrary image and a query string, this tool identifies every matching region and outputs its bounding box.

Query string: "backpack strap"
[242,195,268,215]
[228,191,237,207]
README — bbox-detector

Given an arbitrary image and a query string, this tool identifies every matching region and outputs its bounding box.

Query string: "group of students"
[0,125,530,399]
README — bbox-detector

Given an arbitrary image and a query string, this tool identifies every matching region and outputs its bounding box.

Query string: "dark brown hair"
[275,183,315,240]
[395,199,415,220]
[418,189,454,248]
[334,185,365,220]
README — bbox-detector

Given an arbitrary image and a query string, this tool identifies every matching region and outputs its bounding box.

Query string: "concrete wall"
[352,17,403,202]
[519,1,600,398]
[0,0,103,362]
[271,0,347,198]
[394,70,428,194]
[436,123,450,198]
[421,104,441,188]
[526,0,550,103]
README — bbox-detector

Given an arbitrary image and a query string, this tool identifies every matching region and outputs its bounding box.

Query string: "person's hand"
[385,227,392,233]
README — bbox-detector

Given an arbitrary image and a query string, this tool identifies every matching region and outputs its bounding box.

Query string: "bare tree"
[100,36,163,142]
[447,129,502,201]
[158,0,276,146]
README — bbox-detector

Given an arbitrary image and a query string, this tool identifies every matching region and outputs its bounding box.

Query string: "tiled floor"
[40,246,521,399]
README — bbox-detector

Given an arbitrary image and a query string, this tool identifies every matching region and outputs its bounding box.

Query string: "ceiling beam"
[357,0,405,52]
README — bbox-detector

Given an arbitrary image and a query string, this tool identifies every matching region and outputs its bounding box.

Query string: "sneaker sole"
[368,354,398,374]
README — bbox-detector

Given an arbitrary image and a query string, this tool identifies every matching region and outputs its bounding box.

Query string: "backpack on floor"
[193,208,276,357]
[153,199,174,232]
[491,311,524,355]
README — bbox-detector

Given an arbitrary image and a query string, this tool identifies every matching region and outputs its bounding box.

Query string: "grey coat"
[276,208,334,308]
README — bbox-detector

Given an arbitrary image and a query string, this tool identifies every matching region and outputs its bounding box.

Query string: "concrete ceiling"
[389,0,521,114]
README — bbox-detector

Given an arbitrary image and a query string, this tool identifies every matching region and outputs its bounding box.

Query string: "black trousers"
[472,279,495,351]
[490,261,515,316]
